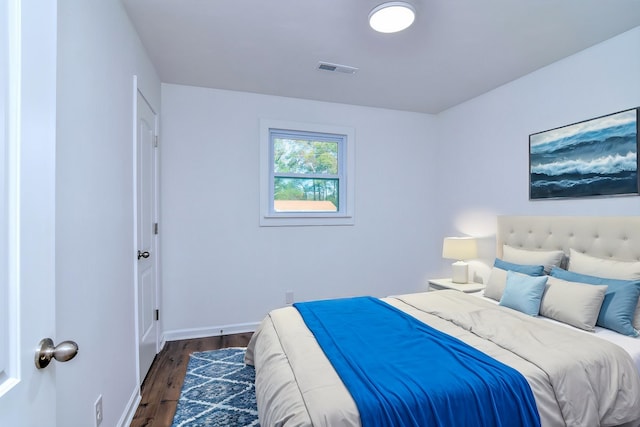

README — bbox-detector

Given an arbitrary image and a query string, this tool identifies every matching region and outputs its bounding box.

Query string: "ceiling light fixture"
[368,2,416,34]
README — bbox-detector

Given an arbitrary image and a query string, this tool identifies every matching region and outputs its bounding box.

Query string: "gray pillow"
[502,245,565,273]
[539,276,607,331]
[484,260,545,301]
[567,249,640,332]
[568,248,640,280]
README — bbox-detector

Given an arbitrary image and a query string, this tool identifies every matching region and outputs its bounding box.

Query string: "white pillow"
[539,276,607,331]
[567,249,640,331]
[568,248,640,280]
[502,245,565,273]
[484,267,508,301]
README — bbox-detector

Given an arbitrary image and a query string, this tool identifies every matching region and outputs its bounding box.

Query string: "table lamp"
[442,237,478,284]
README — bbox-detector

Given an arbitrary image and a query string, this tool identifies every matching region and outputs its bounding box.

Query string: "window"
[260,120,354,226]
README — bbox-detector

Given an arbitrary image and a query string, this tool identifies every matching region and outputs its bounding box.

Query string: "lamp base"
[451,261,468,284]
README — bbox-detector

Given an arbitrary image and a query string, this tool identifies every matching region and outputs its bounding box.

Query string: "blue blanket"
[294,296,540,427]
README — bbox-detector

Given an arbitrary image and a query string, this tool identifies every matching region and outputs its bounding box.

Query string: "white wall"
[160,84,437,337]
[56,0,160,426]
[434,26,640,280]
[160,27,640,338]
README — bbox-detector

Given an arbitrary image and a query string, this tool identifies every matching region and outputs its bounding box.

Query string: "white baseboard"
[162,321,259,343]
[117,385,141,427]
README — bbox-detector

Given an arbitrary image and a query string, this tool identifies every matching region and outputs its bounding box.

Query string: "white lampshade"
[442,237,478,284]
[442,237,478,261]
[368,2,416,33]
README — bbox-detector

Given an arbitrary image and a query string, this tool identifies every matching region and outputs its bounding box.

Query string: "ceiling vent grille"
[317,62,358,74]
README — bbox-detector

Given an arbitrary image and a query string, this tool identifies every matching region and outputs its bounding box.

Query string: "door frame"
[132,76,161,387]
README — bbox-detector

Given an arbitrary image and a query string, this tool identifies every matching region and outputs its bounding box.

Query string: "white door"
[0,0,62,425]
[136,89,159,385]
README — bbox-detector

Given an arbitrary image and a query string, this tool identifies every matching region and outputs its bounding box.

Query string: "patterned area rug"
[171,347,260,427]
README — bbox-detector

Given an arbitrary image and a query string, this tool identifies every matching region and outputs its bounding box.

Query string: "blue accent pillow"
[494,259,545,276]
[499,271,548,316]
[550,267,640,337]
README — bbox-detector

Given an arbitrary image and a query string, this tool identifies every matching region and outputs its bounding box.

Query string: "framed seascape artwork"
[529,108,639,200]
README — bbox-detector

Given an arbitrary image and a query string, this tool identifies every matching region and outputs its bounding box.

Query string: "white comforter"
[245,291,640,427]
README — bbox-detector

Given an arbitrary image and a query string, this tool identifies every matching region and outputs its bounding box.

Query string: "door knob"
[138,250,150,260]
[35,338,79,369]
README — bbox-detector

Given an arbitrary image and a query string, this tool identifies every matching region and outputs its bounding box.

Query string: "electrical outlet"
[285,291,294,304]
[94,395,103,427]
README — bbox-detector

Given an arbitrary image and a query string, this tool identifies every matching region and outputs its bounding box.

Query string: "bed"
[245,216,640,426]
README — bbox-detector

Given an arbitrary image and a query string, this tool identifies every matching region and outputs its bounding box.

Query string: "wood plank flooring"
[130,333,253,427]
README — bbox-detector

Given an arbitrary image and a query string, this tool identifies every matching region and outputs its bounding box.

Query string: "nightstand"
[428,278,485,293]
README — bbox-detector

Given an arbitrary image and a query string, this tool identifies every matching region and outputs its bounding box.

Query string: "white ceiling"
[122,0,640,114]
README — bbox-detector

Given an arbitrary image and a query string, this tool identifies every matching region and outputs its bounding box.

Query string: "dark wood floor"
[130,333,253,427]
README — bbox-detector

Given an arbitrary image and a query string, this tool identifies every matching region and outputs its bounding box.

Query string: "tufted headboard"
[496,216,640,263]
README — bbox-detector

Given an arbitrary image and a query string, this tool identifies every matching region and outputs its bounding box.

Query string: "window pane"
[274,177,339,212]
[273,138,338,175]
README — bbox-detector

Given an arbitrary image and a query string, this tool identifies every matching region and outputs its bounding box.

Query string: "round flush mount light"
[368,2,416,33]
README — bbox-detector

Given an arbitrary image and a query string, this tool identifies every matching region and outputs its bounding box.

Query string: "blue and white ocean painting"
[530,109,638,199]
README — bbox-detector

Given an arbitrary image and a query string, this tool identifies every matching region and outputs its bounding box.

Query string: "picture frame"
[529,108,639,200]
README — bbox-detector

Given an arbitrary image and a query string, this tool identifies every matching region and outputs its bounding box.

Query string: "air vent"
[317,62,358,74]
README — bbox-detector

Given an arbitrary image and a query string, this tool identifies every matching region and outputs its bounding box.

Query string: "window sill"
[259,214,354,227]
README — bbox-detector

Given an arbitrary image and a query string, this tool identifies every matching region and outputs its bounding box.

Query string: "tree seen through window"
[272,135,340,212]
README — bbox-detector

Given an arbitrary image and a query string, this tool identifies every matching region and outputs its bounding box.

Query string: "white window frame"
[260,119,355,226]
